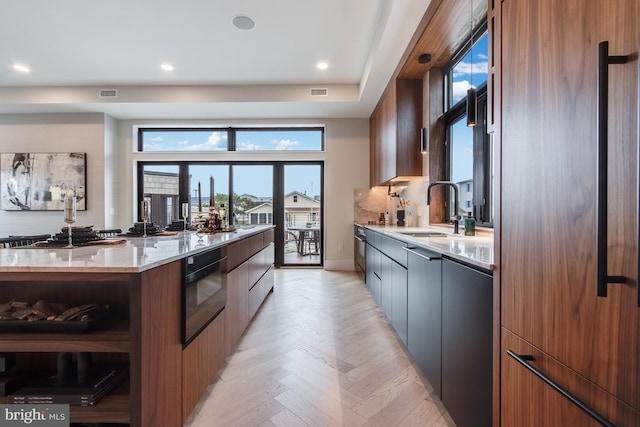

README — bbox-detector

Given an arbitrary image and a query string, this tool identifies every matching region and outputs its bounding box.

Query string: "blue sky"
[142,129,322,152]
[449,32,488,184]
[451,32,489,105]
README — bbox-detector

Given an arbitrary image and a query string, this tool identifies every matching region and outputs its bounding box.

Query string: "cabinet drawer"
[249,243,274,287]
[366,229,381,249]
[502,329,640,427]
[249,266,274,319]
[379,234,407,267]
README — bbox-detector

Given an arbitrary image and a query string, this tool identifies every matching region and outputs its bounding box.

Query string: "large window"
[140,129,229,152]
[236,128,323,151]
[137,126,324,266]
[442,25,492,226]
[138,127,324,152]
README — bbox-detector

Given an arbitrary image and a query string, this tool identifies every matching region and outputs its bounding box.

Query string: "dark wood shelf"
[0,319,129,353]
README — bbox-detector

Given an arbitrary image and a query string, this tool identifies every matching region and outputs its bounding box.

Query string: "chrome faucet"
[427,181,460,234]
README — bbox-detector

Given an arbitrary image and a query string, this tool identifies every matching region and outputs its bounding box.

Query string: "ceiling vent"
[310,88,328,97]
[99,89,118,98]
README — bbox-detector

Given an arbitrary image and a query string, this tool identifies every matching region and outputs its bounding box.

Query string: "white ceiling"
[0,0,431,120]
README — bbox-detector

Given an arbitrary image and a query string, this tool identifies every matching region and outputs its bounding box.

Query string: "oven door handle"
[184,256,227,284]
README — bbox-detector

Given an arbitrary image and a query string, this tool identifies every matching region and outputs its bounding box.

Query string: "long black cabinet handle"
[597,41,629,298]
[403,246,441,261]
[507,350,616,427]
[638,45,640,308]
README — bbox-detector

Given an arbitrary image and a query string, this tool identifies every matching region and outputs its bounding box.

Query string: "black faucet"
[427,181,460,234]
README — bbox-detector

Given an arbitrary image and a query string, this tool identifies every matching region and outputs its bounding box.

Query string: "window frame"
[137,126,325,152]
[441,22,493,228]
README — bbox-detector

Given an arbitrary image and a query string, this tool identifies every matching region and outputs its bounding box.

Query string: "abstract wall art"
[0,152,86,211]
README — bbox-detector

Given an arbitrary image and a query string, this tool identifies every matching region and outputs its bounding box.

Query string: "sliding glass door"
[281,164,322,266]
[138,161,323,267]
[232,165,273,226]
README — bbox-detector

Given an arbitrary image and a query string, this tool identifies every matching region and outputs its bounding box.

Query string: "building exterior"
[244,191,321,227]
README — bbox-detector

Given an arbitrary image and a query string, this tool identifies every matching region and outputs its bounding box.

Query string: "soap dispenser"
[464,212,476,236]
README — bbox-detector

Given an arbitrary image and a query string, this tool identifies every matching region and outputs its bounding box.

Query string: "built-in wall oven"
[182,246,227,346]
[354,224,366,282]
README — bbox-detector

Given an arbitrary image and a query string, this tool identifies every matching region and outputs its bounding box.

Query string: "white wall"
[0,114,108,236]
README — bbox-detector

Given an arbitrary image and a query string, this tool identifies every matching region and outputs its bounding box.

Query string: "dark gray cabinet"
[366,230,408,346]
[378,233,408,346]
[407,247,442,396]
[363,228,493,427]
[365,241,382,305]
[441,259,492,427]
[380,254,393,319]
[390,261,408,345]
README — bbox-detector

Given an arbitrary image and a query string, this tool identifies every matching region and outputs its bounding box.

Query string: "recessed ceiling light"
[316,62,329,70]
[13,64,30,73]
[232,15,255,31]
[161,63,174,71]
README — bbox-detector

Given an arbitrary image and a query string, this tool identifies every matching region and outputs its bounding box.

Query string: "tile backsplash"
[354,177,429,227]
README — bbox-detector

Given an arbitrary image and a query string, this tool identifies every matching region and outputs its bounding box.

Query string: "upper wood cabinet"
[369,78,423,187]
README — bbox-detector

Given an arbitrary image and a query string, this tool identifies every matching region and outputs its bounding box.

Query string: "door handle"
[404,247,442,261]
[596,41,629,298]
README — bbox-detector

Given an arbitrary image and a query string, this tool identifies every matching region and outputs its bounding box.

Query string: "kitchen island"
[0,225,275,426]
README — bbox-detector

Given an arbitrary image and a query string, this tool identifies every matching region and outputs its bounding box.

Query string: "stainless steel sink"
[396,231,448,237]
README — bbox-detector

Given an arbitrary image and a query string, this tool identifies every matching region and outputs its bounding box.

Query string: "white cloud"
[238,142,262,151]
[452,60,489,77]
[477,53,488,61]
[452,80,473,102]
[178,140,189,145]
[271,139,299,150]
[150,136,163,142]
[183,132,228,151]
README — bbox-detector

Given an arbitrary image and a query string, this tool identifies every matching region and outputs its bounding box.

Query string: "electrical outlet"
[338,243,344,252]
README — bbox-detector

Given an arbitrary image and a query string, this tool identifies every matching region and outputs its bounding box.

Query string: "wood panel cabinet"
[502,329,640,426]
[224,232,274,357]
[182,311,225,421]
[0,264,183,427]
[370,78,423,186]
[500,0,640,424]
[186,229,274,421]
[225,262,248,355]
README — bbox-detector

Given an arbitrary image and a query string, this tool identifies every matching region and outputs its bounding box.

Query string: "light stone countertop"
[0,226,273,273]
[362,224,495,271]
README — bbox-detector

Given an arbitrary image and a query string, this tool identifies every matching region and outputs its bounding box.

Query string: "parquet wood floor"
[184,269,456,427]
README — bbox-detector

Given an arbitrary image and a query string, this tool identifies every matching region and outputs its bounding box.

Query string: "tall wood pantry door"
[500,0,640,424]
